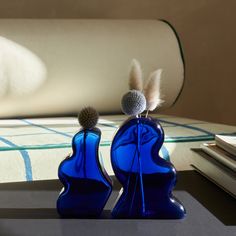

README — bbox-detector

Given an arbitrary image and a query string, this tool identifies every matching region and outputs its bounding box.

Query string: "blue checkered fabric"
[0,114,235,182]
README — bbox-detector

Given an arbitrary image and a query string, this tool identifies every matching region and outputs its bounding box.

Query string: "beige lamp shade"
[0,19,184,117]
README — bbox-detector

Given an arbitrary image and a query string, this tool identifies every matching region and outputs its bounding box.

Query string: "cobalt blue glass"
[111,116,186,219]
[57,128,112,218]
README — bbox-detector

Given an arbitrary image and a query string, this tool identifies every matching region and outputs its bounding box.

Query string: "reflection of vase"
[111,116,186,219]
[57,128,112,218]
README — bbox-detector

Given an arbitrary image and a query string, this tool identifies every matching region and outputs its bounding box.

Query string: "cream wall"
[0,0,235,125]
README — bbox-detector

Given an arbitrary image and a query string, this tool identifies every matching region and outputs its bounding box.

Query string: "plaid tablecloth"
[0,114,235,182]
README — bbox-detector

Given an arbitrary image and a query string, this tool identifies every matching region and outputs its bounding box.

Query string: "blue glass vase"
[111,116,186,219]
[57,128,112,218]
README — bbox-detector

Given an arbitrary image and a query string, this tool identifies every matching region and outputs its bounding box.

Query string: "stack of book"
[191,134,236,198]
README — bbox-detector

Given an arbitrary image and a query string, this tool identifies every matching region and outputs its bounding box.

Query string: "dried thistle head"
[121,90,146,116]
[78,106,99,129]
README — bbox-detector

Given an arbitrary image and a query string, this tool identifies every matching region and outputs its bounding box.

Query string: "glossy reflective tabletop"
[0,171,235,236]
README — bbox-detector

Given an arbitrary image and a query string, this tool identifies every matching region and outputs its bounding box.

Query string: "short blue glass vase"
[111,116,186,219]
[57,128,112,218]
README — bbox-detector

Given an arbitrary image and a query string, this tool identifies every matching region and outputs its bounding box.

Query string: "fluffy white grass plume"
[0,36,47,98]
[144,69,163,111]
[129,59,143,91]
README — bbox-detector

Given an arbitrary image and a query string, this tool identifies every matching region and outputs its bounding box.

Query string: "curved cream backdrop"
[0,19,184,117]
[0,0,235,125]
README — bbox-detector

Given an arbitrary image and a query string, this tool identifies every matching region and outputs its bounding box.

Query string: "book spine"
[191,152,236,198]
[215,137,236,157]
[201,145,236,172]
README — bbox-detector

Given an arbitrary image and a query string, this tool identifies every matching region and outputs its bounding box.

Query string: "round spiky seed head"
[78,107,99,129]
[121,90,146,116]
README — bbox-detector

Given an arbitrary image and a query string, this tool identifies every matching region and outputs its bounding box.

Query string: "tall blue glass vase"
[57,128,112,218]
[111,116,186,219]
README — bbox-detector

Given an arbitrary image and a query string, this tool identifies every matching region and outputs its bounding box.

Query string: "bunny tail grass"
[144,69,163,111]
[129,59,143,91]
